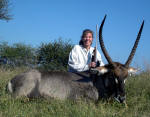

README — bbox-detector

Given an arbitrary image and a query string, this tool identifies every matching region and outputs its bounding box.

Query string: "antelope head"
[92,15,144,103]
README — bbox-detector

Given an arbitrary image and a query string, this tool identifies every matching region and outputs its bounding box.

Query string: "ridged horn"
[125,21,144,67]
[99,15,116,67]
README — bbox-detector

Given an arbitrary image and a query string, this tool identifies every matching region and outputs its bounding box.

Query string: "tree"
[0,0,12,21]
[37,39,73,71]
[0,42,36,67]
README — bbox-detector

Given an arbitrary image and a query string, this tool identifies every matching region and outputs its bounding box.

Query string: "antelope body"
[7,70,99,101]
[7,16,144,103]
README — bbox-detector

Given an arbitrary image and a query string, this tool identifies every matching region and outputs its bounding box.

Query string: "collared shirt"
[68,45,104,72]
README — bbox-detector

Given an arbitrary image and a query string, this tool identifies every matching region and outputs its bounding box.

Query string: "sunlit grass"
[0,67,150,117]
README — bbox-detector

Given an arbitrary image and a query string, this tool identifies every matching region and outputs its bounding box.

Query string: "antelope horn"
[125,21,144,67]
[99,15,116,67]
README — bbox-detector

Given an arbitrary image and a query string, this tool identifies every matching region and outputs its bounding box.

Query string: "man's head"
[79,29,93,49]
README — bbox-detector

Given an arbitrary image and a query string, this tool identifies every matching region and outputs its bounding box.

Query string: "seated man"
[68,29,104,73]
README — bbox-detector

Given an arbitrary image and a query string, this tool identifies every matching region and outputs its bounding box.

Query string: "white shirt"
[68,45,104,72]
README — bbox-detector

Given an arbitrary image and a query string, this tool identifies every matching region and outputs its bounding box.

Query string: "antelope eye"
[124,79,126,84]
[115,78,118,84]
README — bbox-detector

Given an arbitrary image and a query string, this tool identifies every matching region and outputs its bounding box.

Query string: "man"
[68,29,104,72]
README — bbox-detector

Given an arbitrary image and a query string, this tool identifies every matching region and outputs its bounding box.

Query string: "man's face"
[82,33,93,49]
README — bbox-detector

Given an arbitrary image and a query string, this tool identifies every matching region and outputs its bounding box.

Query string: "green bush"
[36,39,73,71]
[0,42,36,67]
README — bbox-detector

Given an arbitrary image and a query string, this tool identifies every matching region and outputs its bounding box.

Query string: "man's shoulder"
[73,45,83,50]
[73,45,95,51]
[74,45,82,48]
[70,45,82,53]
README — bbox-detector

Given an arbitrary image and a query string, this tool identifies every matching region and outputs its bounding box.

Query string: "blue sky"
[0,0,150,70]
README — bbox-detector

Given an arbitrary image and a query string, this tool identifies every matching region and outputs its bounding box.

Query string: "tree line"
[0,40,73,71]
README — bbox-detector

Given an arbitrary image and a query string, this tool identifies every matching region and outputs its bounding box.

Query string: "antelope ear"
[90,66,108,75]
[128,67,138,76]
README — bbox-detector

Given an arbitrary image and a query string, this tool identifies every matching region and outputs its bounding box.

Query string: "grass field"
[0,67,150,117]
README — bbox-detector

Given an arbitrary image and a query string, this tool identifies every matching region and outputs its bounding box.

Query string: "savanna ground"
[0,67,150,117]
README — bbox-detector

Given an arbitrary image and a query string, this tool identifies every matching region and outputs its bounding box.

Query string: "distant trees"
[0,39,73,71]
[0,0,12,21]
[0,42,36,67]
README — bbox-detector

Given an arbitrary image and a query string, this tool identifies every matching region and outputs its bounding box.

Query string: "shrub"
[0,42,36,67]
[36,39,73,71]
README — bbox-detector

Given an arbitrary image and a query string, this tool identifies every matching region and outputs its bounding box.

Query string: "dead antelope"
[7,16,144,103]
[91,15,144,103]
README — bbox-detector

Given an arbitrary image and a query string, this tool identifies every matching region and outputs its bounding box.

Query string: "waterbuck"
[7,16,144,103]
[91,15,144,103]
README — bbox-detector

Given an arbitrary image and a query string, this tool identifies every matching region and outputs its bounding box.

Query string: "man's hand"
[89,62,96,68]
